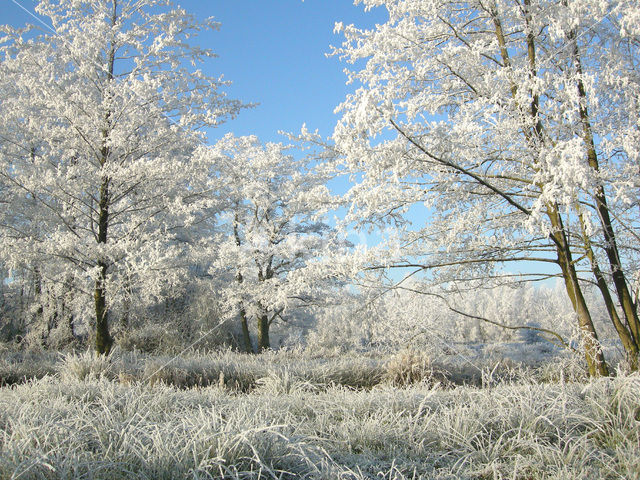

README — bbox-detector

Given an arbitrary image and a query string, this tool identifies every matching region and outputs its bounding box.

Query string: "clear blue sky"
[3,0,387,144]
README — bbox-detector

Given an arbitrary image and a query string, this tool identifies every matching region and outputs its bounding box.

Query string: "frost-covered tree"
[330,0,640,375]
[0,0,243,353]
[196,134,340,352]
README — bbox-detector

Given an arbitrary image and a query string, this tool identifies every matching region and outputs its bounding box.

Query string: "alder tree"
[0,0,243,353]
[196,134,341,352]
[330,0,640,374]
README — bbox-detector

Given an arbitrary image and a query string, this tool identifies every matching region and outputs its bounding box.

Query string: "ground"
[0,347,638,479]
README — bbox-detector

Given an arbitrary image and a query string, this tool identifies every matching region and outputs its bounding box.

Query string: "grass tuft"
[384,349,439,387]
[57,350,117,381]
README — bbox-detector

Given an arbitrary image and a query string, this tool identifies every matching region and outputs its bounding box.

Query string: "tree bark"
[491,4,608,375]
[239,305,254,353]
[94,177,112,355]
[94,260,112,354]
[120,274,132,333]
[548,207,609,376]
[577,208,638,370]
[257,312,270,352]
[233,209,255,353]
[33,267,43,326]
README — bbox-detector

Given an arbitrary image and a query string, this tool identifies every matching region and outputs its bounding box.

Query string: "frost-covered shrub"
[117,323,189,353]
[137,352,288,390]
[141,358,211,389]
[123,349,386,391]
[0,314,25,344]
[117,315,242,354]
[143,359,191,387]
[308,355,385,389]
[306,290,390,352]
[254,368,319,395]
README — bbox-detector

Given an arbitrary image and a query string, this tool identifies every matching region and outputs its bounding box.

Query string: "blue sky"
[4,0,386,145]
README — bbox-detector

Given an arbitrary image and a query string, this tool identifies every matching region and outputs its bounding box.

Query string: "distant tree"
[197,134,340,352]
[0,0,244,353]
[330,0,640,375]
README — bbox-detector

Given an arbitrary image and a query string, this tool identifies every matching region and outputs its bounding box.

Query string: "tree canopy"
[330,0,640,374]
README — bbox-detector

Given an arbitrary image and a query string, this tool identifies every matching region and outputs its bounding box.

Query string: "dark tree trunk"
[33,267,43,325]
[120,274,133,333]
[240,306,254,353]
[494,9,608,376]
[94,260,112,355]
[549,207,609,377]
[94,158,112,355]
[578,211,638,370]
[257,313,270,352]
[233,209,255,353]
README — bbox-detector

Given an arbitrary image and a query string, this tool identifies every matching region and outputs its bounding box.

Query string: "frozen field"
[1,349,638,479]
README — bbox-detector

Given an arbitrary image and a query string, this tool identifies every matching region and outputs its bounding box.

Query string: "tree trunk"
[233,210,254,353]
[569,34,640,353]
[95,171,111,355]
[33,267,43,325]
[94,261,113,355]
[257,313,270,352]
[119,273,132,333]
[549,207,609,376]
[94,46,113,352]
[239,306,254,353]
[589,259,639,370]
[492,7,607,376]
[94,176,112,355]
[577,209,638,370]
[94,264,112,354]
[94,3,117,355]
